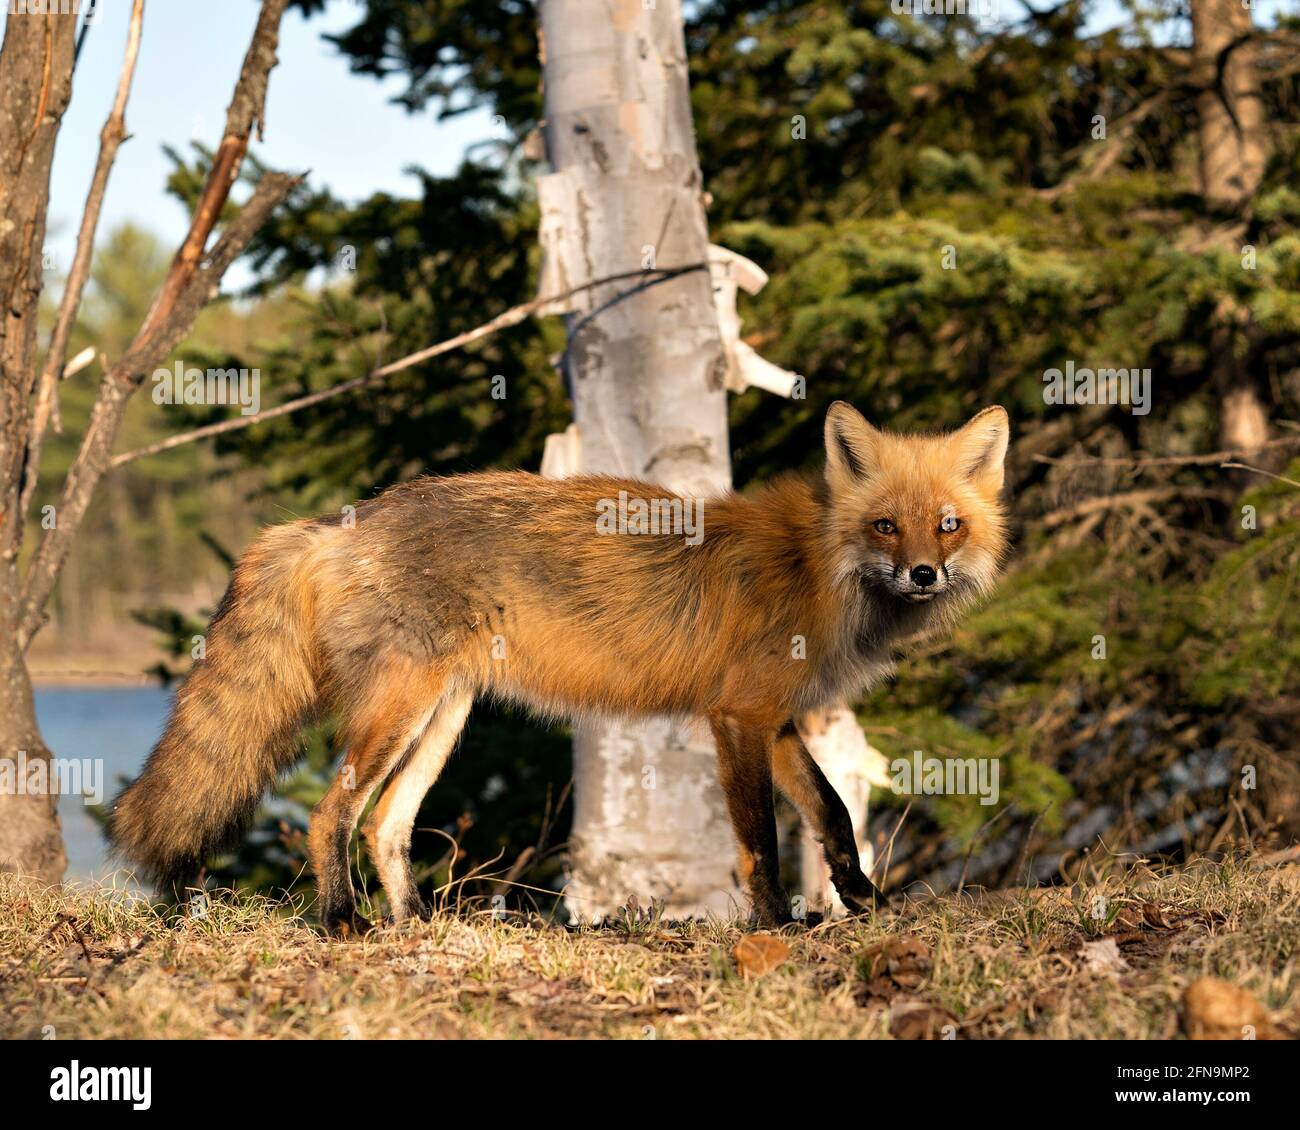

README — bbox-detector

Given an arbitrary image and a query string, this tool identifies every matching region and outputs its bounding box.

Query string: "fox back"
[309,402,1007,721]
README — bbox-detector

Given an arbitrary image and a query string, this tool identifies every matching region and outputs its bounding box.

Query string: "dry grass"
[2,855,1297,1039]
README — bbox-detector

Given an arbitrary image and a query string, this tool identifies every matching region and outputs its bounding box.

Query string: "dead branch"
[1034,434,1300,470]
[107,264,709,468]
[21,0,145,521]
[136,0,289,344]
[17,0,293,649]
[1041,487,1228,528]
[1005,404,1111,488]
[1219,461,1300,489]
[1039,90,1172,201]
[0,13,77,572]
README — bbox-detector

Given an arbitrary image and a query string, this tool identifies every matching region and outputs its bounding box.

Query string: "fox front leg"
[772,720,888,915]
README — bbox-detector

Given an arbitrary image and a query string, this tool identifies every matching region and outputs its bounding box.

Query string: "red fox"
[111,402,1010,933]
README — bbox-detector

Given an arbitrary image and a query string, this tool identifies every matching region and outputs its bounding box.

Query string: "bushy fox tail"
[110,525,323,891]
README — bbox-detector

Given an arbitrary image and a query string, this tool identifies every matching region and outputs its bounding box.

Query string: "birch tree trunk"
[536,0,738,921]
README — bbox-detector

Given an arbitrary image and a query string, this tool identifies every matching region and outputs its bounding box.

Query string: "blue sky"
[18,0,498,286]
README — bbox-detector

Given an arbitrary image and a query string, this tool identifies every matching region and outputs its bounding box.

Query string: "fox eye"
[940,515,962,533]
[873,519,896,535]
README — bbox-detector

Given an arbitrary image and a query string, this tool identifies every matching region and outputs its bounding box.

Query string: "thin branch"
[74,7,93,65]
[108,264,708,468]
[136,0,288,345]
[1033,434,1300,470]
[18,0,292,649]
[22,0,145,521]
[1220,462,1300,489]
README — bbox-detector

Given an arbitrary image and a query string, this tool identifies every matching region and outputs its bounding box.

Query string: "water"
[34,684,173,883]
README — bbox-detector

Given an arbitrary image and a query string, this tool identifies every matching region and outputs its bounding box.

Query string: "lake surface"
[34,685,173,884]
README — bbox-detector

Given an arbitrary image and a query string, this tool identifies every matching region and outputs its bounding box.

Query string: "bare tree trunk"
[0,0,293,880]
[536,0,738,921]
[0,9,78,881]
[1191,0,1266,206]
[1191,0,1270,455]
[0,632,64,882]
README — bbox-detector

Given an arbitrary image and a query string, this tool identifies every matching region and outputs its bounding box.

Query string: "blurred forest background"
[32,0,1300,907]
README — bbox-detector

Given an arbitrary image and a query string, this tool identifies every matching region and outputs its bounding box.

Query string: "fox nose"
[910,564,938,588]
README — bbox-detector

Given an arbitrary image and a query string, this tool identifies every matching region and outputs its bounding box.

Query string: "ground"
[1,855,1296,1040]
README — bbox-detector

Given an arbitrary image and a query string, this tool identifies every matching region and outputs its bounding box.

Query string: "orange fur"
[111,403,1011,930]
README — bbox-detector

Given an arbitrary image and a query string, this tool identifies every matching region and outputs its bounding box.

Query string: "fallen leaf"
[1183,977,1280,1040]
[733,933,790,978]
[1111,902,1175,933]
[858,935,932,994]
[890,999,958,1040]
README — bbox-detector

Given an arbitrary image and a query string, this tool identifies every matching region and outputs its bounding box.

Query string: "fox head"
[822,402,1010,610]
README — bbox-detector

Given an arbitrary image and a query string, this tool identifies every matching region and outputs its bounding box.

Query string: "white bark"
[709,245,800,399]
[537,0,738,921]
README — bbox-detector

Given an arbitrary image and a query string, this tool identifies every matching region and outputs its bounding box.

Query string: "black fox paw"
[839,885,890,917]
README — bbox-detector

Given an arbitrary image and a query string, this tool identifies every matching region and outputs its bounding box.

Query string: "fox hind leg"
[363,689,473,923]
[309,665,446,936]
[709,715,789,929]
[310,727,415,936]
[772,719,887,915]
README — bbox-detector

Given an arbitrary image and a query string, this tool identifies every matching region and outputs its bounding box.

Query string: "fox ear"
[824,401,880,487]
[954,406,1010,491]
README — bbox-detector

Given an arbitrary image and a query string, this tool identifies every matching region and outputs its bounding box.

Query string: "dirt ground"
[1,854,1296,1039]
